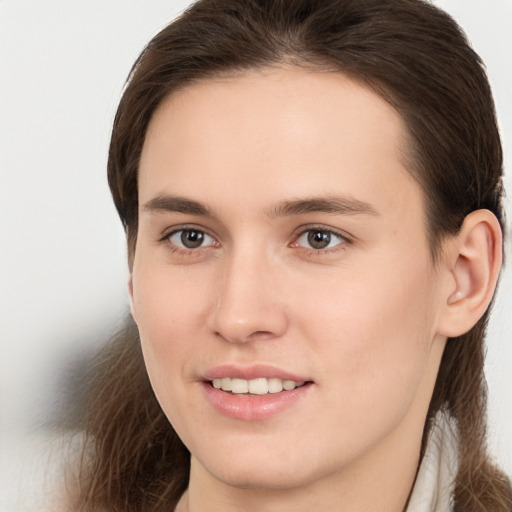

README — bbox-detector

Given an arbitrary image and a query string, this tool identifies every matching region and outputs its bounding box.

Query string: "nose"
[209,250,289,344]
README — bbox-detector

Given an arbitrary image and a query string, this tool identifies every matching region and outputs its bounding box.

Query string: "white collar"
[406,411,459,512]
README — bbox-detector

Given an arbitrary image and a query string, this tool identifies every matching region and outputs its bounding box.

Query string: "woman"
[74,0,511,510]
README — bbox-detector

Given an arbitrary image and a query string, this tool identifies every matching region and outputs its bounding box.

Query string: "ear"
[437,209,502,338]
[128,275,138,322]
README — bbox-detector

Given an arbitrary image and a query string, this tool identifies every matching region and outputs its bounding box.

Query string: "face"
[131,67,449,491]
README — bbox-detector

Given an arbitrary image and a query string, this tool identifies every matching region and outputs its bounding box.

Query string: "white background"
[1,0,511,509]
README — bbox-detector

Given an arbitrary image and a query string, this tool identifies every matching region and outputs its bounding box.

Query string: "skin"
[129,67,499,512]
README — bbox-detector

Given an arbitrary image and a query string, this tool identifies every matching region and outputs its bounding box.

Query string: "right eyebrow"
[142,195,213,217]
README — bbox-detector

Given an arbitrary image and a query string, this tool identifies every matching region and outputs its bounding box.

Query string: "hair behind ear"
[429,319,512,511]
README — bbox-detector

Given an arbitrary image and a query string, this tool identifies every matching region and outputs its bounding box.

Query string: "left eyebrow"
[266,196,380,218]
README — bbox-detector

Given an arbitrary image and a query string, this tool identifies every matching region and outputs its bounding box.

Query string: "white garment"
[406,411,459,512]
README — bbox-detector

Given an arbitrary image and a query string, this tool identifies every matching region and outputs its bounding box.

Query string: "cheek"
[133,261,211,335]
[294,255,438,409]
[131,265,212,403]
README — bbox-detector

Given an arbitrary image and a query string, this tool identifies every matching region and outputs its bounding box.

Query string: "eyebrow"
[266,196,379,218]
[142,194,379,218]
[142,195,213,216]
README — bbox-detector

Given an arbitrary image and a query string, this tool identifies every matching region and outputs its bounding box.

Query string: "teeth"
[231,378,249,394]
[248,378,268,395]
[211,377,306,394]
[283,379,295,391]
[268,377,283,394]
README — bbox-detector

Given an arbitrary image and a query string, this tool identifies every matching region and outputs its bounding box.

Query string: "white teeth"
[231,378,249,394]
[211,377,306,394]
[268,377,283,393]
[282,380,295,391]
[248,378,268,395]
[221,377,232,391]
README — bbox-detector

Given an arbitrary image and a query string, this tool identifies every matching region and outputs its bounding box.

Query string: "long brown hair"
[76,0,511,510]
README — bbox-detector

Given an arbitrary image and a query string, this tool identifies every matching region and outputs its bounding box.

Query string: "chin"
[189,436,351,493]
[202,459,320,491]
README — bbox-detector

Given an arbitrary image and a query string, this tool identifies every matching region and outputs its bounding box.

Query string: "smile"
[212,377,306,395]
[204,379,313,421]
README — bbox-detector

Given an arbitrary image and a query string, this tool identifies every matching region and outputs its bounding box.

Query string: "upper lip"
[203,364,310,382]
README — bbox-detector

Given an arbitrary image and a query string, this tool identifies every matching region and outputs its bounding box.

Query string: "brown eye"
[169,229,215,249]
[296,229,344,250]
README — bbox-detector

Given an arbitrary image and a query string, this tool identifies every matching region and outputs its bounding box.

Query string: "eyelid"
[160,223,213,239]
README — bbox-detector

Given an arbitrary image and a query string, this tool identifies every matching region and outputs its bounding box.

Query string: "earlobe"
[438,210,502,338]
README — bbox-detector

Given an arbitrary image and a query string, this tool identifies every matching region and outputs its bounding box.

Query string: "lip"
[203,364,309,382]
[201,364,313,421]
[203,382,312,421]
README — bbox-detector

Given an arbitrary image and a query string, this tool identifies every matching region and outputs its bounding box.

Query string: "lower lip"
[203,382,312,421]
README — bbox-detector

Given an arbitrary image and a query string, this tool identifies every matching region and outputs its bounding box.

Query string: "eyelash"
[159,225,350,256]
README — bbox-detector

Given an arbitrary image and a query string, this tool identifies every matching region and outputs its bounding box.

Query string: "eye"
[295,229,345,250]
[168,228,216,249]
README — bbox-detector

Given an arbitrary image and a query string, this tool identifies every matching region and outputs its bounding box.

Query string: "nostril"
[214,329,277,344]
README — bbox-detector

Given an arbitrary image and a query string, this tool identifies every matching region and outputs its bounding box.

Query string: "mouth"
[211,377,307,395]
[203,370,313,420]
[202,364,313,420]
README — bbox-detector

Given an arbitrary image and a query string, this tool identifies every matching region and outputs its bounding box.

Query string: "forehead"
[139,66,424,225]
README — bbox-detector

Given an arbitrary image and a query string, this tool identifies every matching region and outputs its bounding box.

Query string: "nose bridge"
[211,243,287,343]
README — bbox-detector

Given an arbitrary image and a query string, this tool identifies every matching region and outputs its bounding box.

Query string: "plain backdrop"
[1,0,511,509]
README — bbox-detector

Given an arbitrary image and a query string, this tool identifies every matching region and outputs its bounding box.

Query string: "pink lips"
[202,364,312,421]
